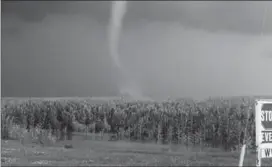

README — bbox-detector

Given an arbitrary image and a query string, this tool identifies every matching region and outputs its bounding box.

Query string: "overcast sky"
[2,1,272,99]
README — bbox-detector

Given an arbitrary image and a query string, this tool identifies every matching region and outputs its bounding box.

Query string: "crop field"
[2,96,272,166]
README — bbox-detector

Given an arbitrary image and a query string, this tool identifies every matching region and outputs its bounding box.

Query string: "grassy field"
[2,132,272,166]
[2,97,272,166]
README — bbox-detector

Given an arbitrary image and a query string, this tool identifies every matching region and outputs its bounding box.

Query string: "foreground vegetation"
[4,137,269,166]
[2,96,262,151]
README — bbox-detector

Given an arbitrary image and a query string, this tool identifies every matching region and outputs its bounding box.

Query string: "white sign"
[256,99,272,166]
[261,148,272,158]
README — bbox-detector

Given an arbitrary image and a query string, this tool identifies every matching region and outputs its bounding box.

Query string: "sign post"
[255,99,272,167]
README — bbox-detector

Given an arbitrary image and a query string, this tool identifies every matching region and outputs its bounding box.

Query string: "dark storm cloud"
[2,2,272,99]
[2,1,272,34]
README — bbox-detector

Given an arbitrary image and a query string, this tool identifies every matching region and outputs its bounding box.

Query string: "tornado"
[108,1,152,101]
[109,1,127,69]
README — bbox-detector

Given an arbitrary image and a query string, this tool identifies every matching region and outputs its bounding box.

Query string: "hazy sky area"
[2,1,272,100]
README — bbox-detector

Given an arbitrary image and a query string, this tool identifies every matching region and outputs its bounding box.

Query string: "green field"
[2,96,272,166]
[2,133,271,166]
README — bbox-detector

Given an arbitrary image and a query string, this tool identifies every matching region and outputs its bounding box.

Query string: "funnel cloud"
[2,2,272,100]
[109,1,127,69]
[109,1,148,100]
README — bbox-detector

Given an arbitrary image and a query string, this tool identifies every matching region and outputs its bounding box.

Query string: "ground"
[2,132,272,166]
[2,97,272,166]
